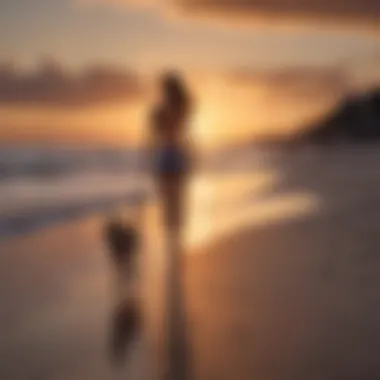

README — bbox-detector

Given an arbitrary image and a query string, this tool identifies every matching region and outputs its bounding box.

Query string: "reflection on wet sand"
[161,232,193,380]
[186,172,319,249]
[119,170,319,380]
[109,297,141,367]
[4,148,379,380]
[103,205,146,373]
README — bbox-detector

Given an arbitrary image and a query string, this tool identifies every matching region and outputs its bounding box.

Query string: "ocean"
[0,146,150,238]
[1,143,380,244]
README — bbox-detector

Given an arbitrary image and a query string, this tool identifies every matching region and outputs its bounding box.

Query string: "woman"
[149,72,193,379]
[149,72,193,242]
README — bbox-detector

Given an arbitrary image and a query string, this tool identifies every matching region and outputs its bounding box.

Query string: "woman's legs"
[159,175,186,232]
[158,174,187,260]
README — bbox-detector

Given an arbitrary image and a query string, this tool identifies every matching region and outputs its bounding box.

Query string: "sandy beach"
[186,209,380,379]
[0,214,154,380]
[0,0,379,377]
[183,147,380,380]
[1,147,380,380]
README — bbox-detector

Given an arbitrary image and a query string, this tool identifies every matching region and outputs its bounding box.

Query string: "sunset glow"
[0,0,378,146]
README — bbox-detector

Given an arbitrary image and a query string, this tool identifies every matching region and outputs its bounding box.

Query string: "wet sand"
[182,149,380,380]
[2,147,380,380]
[3,198,379,380]
[185,212,380,380]
[0,215,153,380]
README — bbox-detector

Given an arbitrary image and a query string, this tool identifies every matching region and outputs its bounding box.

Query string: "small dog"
[104,216,142,366]
[104,215,143,366]
[104,216,139,281]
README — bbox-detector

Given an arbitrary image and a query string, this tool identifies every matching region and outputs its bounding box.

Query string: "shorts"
[154,146,190,177]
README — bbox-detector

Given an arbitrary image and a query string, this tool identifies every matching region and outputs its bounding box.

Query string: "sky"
[0,0,379,146]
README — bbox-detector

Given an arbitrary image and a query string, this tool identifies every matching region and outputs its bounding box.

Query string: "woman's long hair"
[162,72,191,119]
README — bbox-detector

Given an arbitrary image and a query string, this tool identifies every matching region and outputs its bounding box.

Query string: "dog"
[104,216,140,282]
[104,215,143,366]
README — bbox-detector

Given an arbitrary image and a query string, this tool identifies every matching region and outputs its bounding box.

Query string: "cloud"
[213,66,349,135]
[231,66,348,100]
[78,0,380,27]
[174,0,380,26]
[76,0,160,9]
[0,59,146,108]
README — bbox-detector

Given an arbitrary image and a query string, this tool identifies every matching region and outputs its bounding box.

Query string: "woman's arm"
[144,108,158,173]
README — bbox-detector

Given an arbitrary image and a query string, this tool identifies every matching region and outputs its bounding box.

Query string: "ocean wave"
[0,190,148,239]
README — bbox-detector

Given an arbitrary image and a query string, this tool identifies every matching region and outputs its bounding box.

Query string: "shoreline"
[0,191,148,241]
[0,212,155,380]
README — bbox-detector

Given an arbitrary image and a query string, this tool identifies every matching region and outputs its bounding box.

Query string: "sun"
[192,103,218,147]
